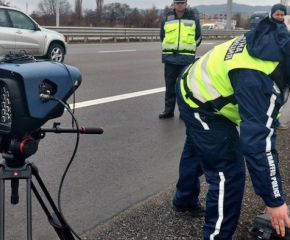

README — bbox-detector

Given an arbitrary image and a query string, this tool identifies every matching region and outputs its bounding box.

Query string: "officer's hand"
[267,203,290,237]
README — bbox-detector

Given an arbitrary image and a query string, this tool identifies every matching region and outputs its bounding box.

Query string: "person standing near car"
[159,0,202,119]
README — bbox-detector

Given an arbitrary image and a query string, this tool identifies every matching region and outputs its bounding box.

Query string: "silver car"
[0,6,67,62]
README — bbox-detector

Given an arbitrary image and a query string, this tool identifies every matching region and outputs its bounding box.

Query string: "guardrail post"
[100,36,103,43]
[65,35,70,44]
[114,37,117,43]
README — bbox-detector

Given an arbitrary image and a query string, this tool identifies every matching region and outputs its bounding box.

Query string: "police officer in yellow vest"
[175,18,290,239]
[159,0,202,119]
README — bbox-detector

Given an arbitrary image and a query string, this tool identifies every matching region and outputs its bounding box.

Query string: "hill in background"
[194,3,272,15]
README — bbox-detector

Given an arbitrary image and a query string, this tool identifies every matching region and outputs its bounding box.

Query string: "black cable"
[39,59,82,239]
[48,95,82,240]
[60,63,77,128]
[0,50,36,63]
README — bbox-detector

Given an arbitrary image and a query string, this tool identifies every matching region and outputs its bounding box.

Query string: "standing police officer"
[159,0,202,119]
[175,16,290,239]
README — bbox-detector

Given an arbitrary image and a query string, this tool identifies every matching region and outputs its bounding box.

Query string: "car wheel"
[47,43,65,62]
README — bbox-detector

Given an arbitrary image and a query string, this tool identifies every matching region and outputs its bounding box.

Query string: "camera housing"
[0,61,82,136]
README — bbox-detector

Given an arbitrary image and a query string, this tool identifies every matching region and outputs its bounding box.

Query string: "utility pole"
[226,0,232,30]
[26,2,28,14]
[75,0,83,21]
[56,0,60,27]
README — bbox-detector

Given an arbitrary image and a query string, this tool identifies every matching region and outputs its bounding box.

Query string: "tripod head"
[0,123,104,168]
[0,134,39,167]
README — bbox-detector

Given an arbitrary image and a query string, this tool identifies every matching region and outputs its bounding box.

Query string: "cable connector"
[39,93,52,102]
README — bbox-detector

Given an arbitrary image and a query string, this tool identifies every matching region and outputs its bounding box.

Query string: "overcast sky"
[8,0,278,14]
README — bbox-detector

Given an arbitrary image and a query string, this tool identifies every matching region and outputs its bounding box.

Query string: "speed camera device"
[0,61,81,136]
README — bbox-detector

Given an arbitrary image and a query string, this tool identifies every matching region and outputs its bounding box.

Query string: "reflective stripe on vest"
[180,35,279,124]
[162,19,197,56]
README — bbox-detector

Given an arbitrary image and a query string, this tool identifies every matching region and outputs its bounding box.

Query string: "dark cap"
[271,4,287,16]
[173,0,187,2]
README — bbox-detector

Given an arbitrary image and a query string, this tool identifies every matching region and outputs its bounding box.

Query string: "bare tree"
[96,0,104,22]
[142,5,159,28]
[83,9,97,26]
[75,0,82,20]
[38,0,72,16]
[31,1,166,27]
[102,3,130,27]
[127,8,141,27]
[0,0,9,6]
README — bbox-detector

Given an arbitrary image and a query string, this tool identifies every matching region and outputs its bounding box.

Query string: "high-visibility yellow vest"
[162,17,197,56]
[180,34,280,124]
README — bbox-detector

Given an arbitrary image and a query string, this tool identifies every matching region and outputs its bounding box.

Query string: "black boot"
[159,112,174,119]
[172,202,205,218]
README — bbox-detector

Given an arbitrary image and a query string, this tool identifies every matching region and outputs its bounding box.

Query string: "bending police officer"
[175,16,290,239]
[159,0,202,119]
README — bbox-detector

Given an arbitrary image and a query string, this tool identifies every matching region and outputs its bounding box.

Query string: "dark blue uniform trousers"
[174,78,245,240]
[164,64,188,113]
[172,127,203,208]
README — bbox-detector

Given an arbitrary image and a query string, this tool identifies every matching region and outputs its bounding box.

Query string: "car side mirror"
[35,24,41,31]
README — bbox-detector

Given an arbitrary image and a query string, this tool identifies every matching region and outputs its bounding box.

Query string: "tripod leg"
[11,179,19,204]
[31,164,75,240]
[27,177,32,240]
[0,161,76,239]
[31,182,75,240]
[0,178,5,240]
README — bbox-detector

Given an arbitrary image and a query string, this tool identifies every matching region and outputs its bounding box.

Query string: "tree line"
[0,0,172,28]
[0,0,248,28]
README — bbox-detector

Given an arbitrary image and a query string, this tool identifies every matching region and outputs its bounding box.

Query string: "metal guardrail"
[201,29,249,38]
[45,27,249,43]
[46,27,160,43]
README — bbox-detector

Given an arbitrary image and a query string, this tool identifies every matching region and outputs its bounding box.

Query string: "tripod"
[0,125,103,239]
[0,146,75,239]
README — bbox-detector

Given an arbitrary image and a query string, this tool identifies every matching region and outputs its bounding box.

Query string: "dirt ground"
[82,127,290,240]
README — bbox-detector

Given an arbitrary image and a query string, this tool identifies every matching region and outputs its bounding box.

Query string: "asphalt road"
[2,40,290,239]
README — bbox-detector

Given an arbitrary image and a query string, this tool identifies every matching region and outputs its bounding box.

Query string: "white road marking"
[99,50,137,53]
[70,87,165,109]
